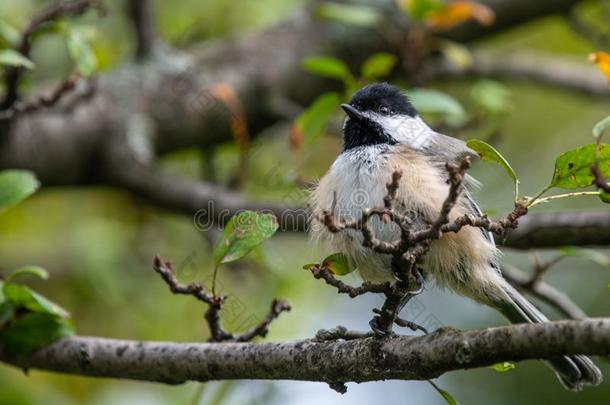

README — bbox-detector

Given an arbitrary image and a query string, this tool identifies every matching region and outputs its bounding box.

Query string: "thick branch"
[431,51,610,96]
[1,319,609,384]
[105,153,309,231]
[503,211,610,249]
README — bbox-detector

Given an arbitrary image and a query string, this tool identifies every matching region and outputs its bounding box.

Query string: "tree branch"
[152,256,290,342]
[126,0,156,60]
[1,319,608,385]
[501,264,588,320]
[427,50,610,96]
[503,211,610,249]
[0,74,83,122]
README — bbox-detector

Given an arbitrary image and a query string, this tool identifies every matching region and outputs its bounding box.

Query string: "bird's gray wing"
[423,132,478,165]
[463,186,495,247]
[403,128,491,242]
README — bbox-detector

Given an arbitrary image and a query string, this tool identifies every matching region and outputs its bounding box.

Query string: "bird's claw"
[394,315,428,334]
[369,316,389,337]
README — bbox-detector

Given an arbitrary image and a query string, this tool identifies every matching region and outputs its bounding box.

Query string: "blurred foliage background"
[0,0,609,404]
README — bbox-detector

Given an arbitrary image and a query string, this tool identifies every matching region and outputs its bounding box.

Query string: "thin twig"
[234,299,292,342]
[307,265,391,298]
[525,254,566,288]
[153,255,289,343]
[153,255,216,305]
[1,0,102,110]
[502,264,587,320]
[0,74,82,121]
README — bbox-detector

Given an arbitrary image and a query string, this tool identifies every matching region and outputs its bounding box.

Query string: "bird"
[309,82,602,391]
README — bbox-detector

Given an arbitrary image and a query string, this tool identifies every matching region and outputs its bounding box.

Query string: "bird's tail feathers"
[493,280,602,391]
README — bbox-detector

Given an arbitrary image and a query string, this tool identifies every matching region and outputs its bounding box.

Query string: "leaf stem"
[212,265,219,297]
[525,185,553,207]
[428,380,459,405]
[528,191,600,207]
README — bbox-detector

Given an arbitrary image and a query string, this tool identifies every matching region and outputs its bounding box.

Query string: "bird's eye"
[379,105,390,115]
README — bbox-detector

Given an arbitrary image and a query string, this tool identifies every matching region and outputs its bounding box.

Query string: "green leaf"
[6,266,49,283]
[213,211,279,265]
[317,2,382,28]
[466,139,518,186]
[3,283,70,318]
[0,170,40,211]
[0,280,74,354]
[402,0,445,21]
[593,116,610,141]
[601,190,610,203]
[361,53,397,80]
[0,20,20,46]
[0,312,73,355]
[65,29,96,77]
[322,253,354,276]
[470,79,512,114]
[295,92,341,145]
[428,380,460,405]
[550,143,610,189]
[0,49,34,69]
[302,56,352,82]
[0,301,12,328]
[559,247,610,267]
[489,362,516,372]
[406,88,467,126]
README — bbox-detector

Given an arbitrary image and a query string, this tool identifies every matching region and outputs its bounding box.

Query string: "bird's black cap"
[341,83,417,151]
[347,82,417,117]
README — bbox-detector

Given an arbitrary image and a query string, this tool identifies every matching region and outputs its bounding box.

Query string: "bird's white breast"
[310,144,405,282]
[329,145,394,221]
[310,143,500,291]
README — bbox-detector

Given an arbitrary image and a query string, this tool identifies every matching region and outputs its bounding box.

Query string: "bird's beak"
[341,104,365,122]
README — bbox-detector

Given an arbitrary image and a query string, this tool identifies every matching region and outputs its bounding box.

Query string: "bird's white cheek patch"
[377,115,433,151]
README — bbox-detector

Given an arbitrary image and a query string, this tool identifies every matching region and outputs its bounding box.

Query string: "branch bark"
[429,51,610,96]
[503,210,610,249]
[1,318,609,385]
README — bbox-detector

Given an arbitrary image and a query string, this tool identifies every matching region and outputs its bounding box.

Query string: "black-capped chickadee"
[310,82,602,390]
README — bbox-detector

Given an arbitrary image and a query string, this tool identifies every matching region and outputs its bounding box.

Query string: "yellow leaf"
[426,1,495,30]
[589,51,610,82]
